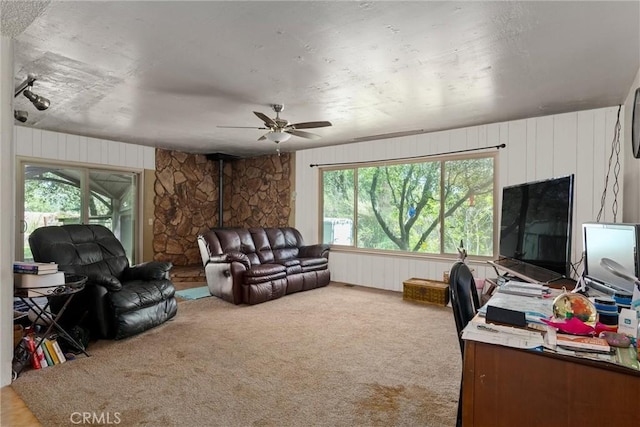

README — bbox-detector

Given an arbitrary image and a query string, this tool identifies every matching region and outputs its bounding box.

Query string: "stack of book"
[14,261,58,275]
[22,333,67,370]
[555,333,611,353]
[14,262,65,297]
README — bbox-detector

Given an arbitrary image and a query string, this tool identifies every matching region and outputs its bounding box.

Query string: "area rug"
[11,283,461,426]
[174,285,211,300]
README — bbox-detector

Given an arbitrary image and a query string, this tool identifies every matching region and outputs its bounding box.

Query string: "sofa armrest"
[224,251,251,270]
[299,244,330,259]
[205,250,251,270]
[123,261,173,281]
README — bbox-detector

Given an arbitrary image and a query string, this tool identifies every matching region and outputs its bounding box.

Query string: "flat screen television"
[583,222,640,295]
[499,175,575,277]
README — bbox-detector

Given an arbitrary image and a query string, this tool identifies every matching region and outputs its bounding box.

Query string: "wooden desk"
[462,340,640,426]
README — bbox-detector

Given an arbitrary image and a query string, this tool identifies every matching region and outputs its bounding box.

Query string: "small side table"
[13,274,89,377]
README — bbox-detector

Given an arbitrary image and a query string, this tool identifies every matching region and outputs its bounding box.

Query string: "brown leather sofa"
[197,227,330,304]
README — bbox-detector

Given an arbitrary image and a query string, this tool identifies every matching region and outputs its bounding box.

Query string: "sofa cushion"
[264,227,303,262]
[244,264,287,285]
[300,257,328,267]
[280,259,301,267]
[214,229,260,265]
[300,257,328,273]
[249,228,275,264]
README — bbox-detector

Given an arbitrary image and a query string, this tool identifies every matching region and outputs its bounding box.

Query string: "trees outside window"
[19,163,138,262]
[322,154,495,257]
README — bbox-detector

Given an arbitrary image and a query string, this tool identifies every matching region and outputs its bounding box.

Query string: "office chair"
[449,261,480,427]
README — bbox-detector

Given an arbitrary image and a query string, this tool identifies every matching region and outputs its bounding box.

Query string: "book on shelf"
[14,271,65,289]
[555,334,611,353]
[13,261,58,275]
[43,338,60,364]
[41,339,55,366]
[51,338,66,363]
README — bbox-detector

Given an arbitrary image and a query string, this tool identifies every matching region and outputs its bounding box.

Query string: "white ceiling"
[8,1,640,157]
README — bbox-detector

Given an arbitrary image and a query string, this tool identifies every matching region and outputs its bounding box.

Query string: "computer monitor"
[583,222,640,294]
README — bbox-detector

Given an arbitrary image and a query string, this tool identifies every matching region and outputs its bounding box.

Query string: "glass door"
[20,164,84,261]
[88,170,137,261]
[18,162,139,263]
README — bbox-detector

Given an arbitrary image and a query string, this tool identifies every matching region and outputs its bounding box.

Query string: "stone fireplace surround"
[153,148,293,267]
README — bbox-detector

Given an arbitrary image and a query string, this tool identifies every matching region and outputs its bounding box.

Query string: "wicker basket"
[403,278,450,306]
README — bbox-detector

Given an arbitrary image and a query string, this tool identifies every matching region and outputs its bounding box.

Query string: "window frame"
[319,151,499,261]
[16,157,144,264]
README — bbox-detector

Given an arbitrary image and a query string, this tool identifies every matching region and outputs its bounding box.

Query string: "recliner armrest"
[299,244,330,259]
[88,273,123,292]
[204,251,251,270]
[123,261,173,281]
[223,251,251,270]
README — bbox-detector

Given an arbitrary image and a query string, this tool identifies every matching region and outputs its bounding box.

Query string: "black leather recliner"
[28,224,178,340]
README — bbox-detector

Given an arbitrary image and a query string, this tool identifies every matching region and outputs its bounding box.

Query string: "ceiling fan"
[218,104,332,147]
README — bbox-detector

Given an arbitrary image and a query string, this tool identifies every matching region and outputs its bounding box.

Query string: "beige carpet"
[12,283,461,427]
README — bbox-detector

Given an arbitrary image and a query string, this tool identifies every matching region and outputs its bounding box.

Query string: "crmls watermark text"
[70,412,122,424]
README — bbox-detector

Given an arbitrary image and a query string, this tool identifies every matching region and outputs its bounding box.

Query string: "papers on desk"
[478,291,554,324]
[462,322,545,350]
[545,329,640,371]
[497,280,550,297]
[469,292,640,371]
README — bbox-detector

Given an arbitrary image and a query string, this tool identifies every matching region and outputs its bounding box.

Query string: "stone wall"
[153,149,292,265]
[225,153,292,227]
[153,149,220,265]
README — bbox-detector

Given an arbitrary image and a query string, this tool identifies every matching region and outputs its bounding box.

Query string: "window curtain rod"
[309,143,506,168]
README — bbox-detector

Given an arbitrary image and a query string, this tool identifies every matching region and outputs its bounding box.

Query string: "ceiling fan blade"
[258,133,269,141]
[254,111,277,127]
[287,129,321,140]
[289,121,332,129]
[217,125,269,129]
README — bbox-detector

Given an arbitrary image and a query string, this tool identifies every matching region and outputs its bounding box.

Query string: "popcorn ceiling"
[0,0,50,37]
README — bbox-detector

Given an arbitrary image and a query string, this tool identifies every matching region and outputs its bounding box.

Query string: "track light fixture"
[14,110,28,123]
[22,87,50,110]
[14,74,50,121]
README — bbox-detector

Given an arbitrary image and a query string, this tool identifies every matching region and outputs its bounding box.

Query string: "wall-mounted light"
[14,74,50,121]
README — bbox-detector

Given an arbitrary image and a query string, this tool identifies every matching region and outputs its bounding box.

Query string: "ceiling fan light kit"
[218,103,332,152]
[266,131,291,143]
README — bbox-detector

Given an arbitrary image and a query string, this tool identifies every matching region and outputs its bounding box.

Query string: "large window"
[18,161,140,263]
[322,154,495,257]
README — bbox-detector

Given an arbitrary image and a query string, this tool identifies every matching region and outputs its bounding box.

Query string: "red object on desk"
[542,316,620,336]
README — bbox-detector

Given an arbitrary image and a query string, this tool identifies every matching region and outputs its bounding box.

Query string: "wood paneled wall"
[295,106,624,291]
[13,126,156,265]
[14,126,155,169]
